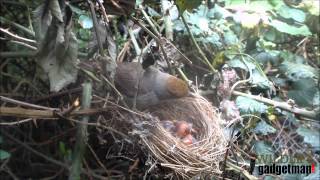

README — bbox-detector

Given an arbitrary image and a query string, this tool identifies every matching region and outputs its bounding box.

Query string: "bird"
[114,62,189,109]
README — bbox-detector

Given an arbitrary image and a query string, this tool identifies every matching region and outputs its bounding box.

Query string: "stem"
[232,90,318,119]
[180,13,216,73]
[69,83,92,180]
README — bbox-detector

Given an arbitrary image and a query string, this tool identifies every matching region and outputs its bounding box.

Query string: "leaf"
[297,126,320,151]
[277,4,306,23]
[236,96,268,114]
[254,141,274,155]
[35,4,78,92]
[49,0,63,22]
[0,149,11,160]
[223,30,238,46]
[234,12,261,29]
[68,4,84,15]
[228,58,272,89]
[287,78,319,107]
[78,15,93,29]
[251,69,272,89]
[268,19,311,36]
[176,0,202,13]
[254,120,276,135]
[59,141,67,155]
[87,22,117,61]
[203,32,222,48]
[279,61,319,81]
[300,1,320,16]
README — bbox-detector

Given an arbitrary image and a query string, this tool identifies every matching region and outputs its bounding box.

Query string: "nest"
[98,94,227,179]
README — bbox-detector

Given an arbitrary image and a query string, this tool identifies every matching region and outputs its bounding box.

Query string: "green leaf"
[204,32,222,48]
[277,4,306,23]
[254,141,274,155]
[236,96,268,114]
[59,141,67,155]
[228,58,272,89]
[251,69,272,89]
[297,126,320,151]
[68,4,85,15]
[279,61,319,81]
[0,149,11,160]
[223,30,238,46]
[287,78,319,107]
[254,120,276,135]
[49,0,63,22]
[78,15,93,29]
[269,19,311,36]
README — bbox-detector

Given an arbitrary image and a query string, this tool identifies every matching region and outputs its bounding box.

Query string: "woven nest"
[98,94,227,179]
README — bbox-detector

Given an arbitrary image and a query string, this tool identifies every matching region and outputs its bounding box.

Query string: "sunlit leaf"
[277,4,306,23]
[0,149,11,160]
[236,96,268,114]
[279,61,319,81]
[297,126,320,151]
[254,141,274,155]
[269,19,311,36]
[78,15,93,29]
[254,120,276,135]
[176,0,202,13]
[287,78,319,107]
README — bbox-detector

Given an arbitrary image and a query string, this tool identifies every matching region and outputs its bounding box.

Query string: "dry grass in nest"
[98,94,227,179]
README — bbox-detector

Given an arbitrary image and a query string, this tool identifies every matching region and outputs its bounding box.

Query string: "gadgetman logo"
[256,154,316,175]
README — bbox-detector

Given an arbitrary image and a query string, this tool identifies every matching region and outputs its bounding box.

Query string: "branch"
[0,16,35,37]
[179,13,216,73]
[232,90,318,119]
[69,82,92,179]
[0,27,36,45]
[0,51,36,58]
[0,96,58,110]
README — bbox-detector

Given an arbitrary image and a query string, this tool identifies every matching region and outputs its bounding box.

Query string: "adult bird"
[114,62,189,110]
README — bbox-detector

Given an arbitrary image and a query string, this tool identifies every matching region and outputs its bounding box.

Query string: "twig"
[0,16,35,37]
[0,118,34,125]
[8,40,37,50]
[176,67,191,85]
[87,0,104,55]
[232,90,318,119]
[139,4,160,36]
[101,75,123,99]
[0,27,36,45]
[130,16,173,74]
[0,51,36,58]
[0,96,58,110]
[160,0,173,41]
[69,82,93,179]
[2,130,69,169]
[179,13,216,73]
[226,161,258,180]
[128,27,141,55]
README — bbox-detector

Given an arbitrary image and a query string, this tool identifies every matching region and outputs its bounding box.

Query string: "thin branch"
[179,13,216,73]
[69,82,92,179]
[8,40,37,50]
[0,96,58,110]
[0,16,35,37]
[0,27,37,45]
[232,90,318,119]
[139,4,160,36]
[0,51,36,58]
